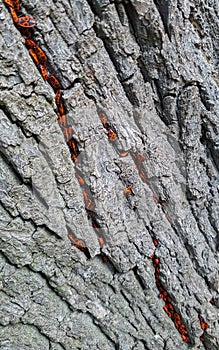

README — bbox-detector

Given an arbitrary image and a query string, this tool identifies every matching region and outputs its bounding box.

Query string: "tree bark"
[0,0,218,349]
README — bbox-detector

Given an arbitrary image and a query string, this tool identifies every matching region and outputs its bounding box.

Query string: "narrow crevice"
[19,320,60,348]
[89,311,119,348]
[0,197,19,220]
[153,0,171,40]
[119,289,140,332]
[181,238,215,294]
[187,197,217,254]
[86,0,147,106]
[0,249,27,271]
[132,266,146,291]
[197,82,213,112]
[123,0,173,128]
[136,56,150,83]
[0,178,64,242]
[200,122,219,172]
[138,341,151,350]
[153,78,172,127]
[0,195,38,232]
[0,105,18,125]
[62,78,81,91]
[0,98,48,146]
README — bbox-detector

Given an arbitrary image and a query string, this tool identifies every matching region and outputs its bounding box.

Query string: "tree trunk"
[0,0,218,349]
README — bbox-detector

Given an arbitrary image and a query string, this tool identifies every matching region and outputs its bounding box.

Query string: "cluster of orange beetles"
[3,0,209,345]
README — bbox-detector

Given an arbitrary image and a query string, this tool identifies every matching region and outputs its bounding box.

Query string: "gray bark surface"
[0,0,218,349]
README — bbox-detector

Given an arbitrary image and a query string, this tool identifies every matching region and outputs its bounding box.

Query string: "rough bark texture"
[0,0,218,349]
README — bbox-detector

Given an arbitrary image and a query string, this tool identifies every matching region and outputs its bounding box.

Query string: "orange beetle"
[3,0,14,8]
[25,39,37,49]
[4,0,21,12]
[199,315,208,331]
[173,313,181,327]
[47,75,61,90]
[178,324,186,333]
[163,305,173,318]
[119,150,129,157]
[166,296,172,303]
[68,139,79,164]
[26,41,47,68]
[63,126,73,142]
[202,322,208,331]
[99,113,107,128]
[68,233,90,258]
[99,113,117,140]
[165,213,172,223]
[152,237,158,247]
[75,171,85,186]
[77,176,85,185]
[82,190,95,211]
[155,267,160,274]
[17,16,36,28]
[155,271,159,281]
[153,256,159,265]
[71,153,78,164]
[57,113,67,128]
[98,236,105,247]
[68,234,85,250]
[57,102,65,116]
[159,290,168,300]
[29,48,40,65]
[100,252,108,263]
[34,46,47,66]
[10,8,36,28]
[124,185,133,195]
[92,220,100,232]
[133,153,146,165]
[67,139,78,155]
[39,65,49,81]
[13,0,21,12]
[139,169,147,182]
[182,335,190,343]
[55,90,62,107]
[107,129,117,141]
